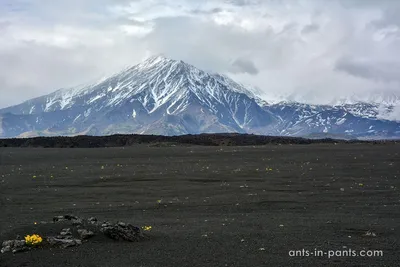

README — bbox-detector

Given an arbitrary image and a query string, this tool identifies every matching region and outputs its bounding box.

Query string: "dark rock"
[59,228,72,237]
[72,218,83,226]
[47,227,82,248]
[47,237,82,248]
[53,215,67,223]
[87,217,98,225]
[53,215,83,226]
[100,222,144,242]
[77,229,95,240]
[101,222,110,228]
[64,215,79,220]
[1,240,27,254]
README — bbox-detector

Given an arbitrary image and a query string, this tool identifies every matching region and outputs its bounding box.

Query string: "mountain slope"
[0,55,399,139]
[266,102,400,139]
[0,56,278,137]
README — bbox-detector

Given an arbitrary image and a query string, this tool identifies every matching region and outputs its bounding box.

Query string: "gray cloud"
[229,0,253,6]
[0,20,10,29]
[230,58,259,75]
[342,0,400,30]
[190,7,222,15]
[335,57,400,83]
[301,23,319,35]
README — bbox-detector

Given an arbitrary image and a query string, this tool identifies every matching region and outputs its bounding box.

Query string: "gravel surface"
[0,144,399,266]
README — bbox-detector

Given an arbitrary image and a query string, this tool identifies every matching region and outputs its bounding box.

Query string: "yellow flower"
[142,226,152,231]
[25,234,43,246]
[156,199,162,204]
[32,175,37,178]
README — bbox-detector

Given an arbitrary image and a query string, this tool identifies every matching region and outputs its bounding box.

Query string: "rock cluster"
[78,229,95,240]
[100,222,144,242]
[1,240,27,254]
[1,215,146,254]
[46,228,82,249]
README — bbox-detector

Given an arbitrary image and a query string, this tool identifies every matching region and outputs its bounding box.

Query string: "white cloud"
[119,24,154,37]
[0,0,400,109]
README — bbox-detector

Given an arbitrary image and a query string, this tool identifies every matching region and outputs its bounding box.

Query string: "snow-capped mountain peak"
[134,54,175,70]
[0,56,399,139]
[0,55,279,137]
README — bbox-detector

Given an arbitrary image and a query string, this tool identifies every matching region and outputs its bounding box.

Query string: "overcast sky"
[1,0,400,108]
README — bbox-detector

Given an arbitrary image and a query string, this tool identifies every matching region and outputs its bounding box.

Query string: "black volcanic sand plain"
[0,144,399,267]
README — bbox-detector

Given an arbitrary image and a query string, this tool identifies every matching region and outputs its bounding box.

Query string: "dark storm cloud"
[230,58,259,75]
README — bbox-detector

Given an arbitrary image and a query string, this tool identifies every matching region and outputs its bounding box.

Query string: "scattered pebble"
[364,231,377,237]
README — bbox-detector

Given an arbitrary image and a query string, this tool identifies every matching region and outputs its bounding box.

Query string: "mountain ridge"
[0,55,399,139]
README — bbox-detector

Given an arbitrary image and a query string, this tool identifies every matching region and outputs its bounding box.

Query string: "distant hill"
[0,133,397,148]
